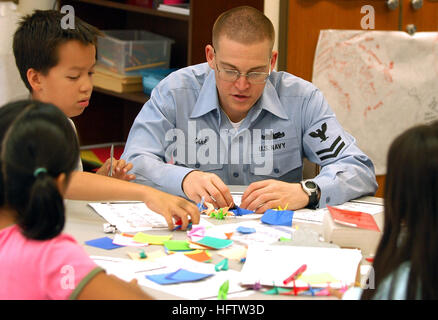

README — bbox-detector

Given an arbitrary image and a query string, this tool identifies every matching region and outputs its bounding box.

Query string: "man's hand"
[144,188,200,231]
[182,171,234,208]
[96,158,136,181]
[240,179,310,213]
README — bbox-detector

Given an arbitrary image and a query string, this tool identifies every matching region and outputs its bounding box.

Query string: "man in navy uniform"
[122,6,377,213]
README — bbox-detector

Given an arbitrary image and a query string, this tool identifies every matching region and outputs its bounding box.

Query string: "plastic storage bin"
[97,30,174,75]
[141,68,178,95]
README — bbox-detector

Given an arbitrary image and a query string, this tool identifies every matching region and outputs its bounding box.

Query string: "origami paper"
[187,225,206,242]
[298,286,324,296]
[279,286,310,296]
[263,286,290,295]
[229,206,254,216]
[273,204,289,211]
[163,240,193,252]
[252,281,261,291]
[139,250,147,259]
[197,196,207,211]
[224,232,234,240]
[184,250,212,263]
[132,232,172,244]
[327,206,380,231]
[146,268,213,285]
[188,242,211,250]
[198,200,235,219]
[218,280,229,300]
[112,233,148,247]
[85,237,124,250]
[172,221,192,231]
[193,236,233,250]
[260,209,294,226]
[298,273,339,285]
[214,258,229,272]
[236,226,256,234]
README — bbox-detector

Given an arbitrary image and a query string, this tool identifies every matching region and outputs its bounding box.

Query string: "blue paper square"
[261,209,294,226]
[229,206,254,216]
[85,237,123,250]
[167,268,213,282]
[236,226,256,234]
[146,268,213,285]
[146,273,178,285]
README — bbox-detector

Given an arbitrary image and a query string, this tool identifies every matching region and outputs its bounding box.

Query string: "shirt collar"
[190,71,289,121]
[190,70,220,119]
[256,79,289,120]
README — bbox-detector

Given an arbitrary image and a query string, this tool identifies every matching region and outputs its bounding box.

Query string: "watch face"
[305,181,316,189]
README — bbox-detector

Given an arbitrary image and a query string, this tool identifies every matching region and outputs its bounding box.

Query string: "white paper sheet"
[312,30,438,174]
[240,245,362,289]
[91,255,165,282]
[88,201,212,233]
[88,201,168,232]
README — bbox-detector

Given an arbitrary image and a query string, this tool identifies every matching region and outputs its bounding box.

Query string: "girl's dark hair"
[362,121,438,300]
[0,100,79,240]
[13,9,102,92]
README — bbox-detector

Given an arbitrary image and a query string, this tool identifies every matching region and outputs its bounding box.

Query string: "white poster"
[312,30,438,174]
[0,2,29,107]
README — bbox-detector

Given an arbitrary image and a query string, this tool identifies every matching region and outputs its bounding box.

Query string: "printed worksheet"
[88,201,169,232]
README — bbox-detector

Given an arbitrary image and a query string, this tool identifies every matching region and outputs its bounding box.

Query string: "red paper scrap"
[327,206,380,232]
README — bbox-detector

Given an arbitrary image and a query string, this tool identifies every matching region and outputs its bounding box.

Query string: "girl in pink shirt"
[0,100,152,299]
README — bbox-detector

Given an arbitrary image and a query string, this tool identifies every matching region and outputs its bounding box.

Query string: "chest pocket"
[249,137,302,181]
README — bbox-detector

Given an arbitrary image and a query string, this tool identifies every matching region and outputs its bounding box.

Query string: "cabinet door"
[402,0,438,32]
[286,0,400,82]
[286,1,400,198]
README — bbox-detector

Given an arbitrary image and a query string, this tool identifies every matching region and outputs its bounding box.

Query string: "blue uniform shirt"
[122,63,377,207]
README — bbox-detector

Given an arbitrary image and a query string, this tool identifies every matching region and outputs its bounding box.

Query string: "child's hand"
[96,158,136,181]
[144,188,200,231]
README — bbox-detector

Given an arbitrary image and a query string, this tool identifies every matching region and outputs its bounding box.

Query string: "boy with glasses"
[122,6,377,212]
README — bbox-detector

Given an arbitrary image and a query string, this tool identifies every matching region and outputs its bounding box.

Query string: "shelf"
[93,86,149,104]
[69,0,190,21]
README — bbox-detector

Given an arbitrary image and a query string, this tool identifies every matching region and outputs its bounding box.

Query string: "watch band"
[301,180,320,209]
[307,189,318,209]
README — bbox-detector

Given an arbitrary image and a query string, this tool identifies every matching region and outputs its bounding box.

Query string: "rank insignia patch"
[315,136,345,161]
[309,122,328,142]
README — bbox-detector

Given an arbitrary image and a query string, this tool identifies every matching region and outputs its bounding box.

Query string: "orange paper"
[184,250,212,263]
[327,206,380,232]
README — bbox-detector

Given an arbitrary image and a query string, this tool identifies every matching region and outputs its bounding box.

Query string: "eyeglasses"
[214,56,271,84]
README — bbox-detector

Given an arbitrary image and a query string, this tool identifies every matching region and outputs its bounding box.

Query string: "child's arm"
[75,271,153,300]
[65,171,200,230]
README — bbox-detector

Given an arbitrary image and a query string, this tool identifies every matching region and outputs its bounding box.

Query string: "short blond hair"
[212,6,275,51]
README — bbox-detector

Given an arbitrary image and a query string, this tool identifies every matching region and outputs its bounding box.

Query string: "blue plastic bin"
[141,68,178,95]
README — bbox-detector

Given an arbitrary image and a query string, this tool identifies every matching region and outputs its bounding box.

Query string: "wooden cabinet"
[286,0,438,197]
[59,0,263,145]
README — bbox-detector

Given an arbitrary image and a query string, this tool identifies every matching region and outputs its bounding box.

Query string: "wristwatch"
[300,180,320,209]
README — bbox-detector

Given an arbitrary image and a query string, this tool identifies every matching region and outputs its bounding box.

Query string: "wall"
[264,0,280,70]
